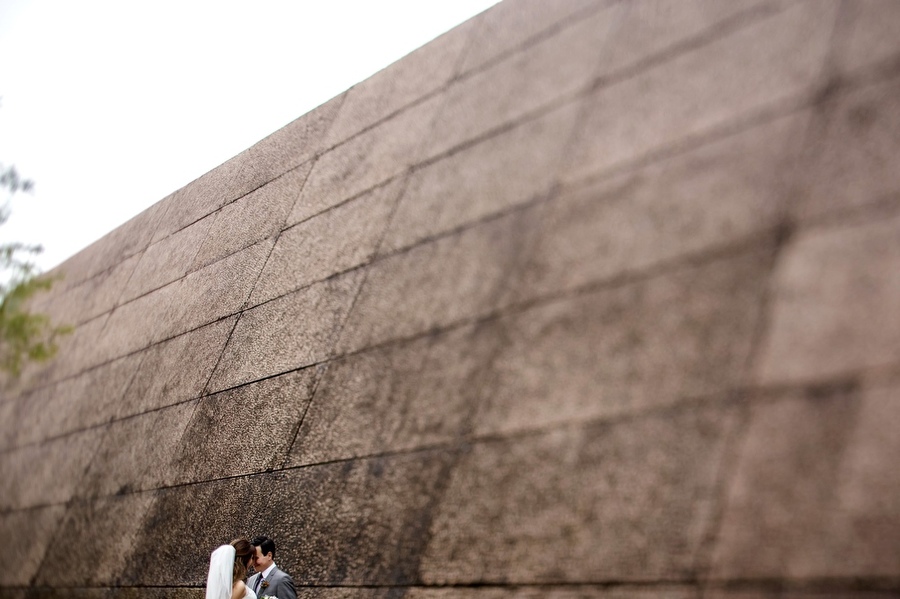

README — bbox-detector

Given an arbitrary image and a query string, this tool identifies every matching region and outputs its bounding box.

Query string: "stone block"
[0,397,17,451]
[246,451,456,585]
[207,270,363,392]
[458,0,606,74]
[408,589,695,599]
[289,324,497,466]
[590,0,770,81]
[797,74,900,220]
[17,312,111,384]
[168,369,318,484]
[2,313,109,394]
[291,95,441,225]
[121,478,256,585]
[0,505,66,585]
[324,20,475,146]
[93,280,183,363]
[35,492,155,586]
[273,590,689,599]
[110,589,204,599]
[48,200,166,290]
[98,238,271,361]
[76,400,197,497]
[150,157,244,244]
[432,0,768,160]
[564,0,836,183]
[0,428,101,511]
[119,317,236,416]
[705,591,899,599]
[834,0,900,75]
[41,252,141,326]
[515,111,807,301]
[426,17,597,158]
[163,237,273,337]
[756,212,900,384]
[120,215,216,303]
[238,92,345,193]
[15,352,142,446]
[711,380,900,578]
[336,211,530,354]
[191,162,313,270]
[420,404,737,583]
[251,178,402,306]
[22,589,108,599]
[477,246,772,437]
[380,101,579,254]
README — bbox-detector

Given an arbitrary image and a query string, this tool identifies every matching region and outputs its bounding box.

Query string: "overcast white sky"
[0,0,499,271]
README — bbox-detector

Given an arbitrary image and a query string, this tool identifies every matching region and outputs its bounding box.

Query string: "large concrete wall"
[2,0,899,596]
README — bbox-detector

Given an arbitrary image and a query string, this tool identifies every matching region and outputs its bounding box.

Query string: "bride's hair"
[230,537,254,584]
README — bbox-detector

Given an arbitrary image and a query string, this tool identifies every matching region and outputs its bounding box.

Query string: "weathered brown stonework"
[3,0,899,596]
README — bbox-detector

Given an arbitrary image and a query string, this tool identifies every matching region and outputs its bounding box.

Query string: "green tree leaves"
[0,165,70,377]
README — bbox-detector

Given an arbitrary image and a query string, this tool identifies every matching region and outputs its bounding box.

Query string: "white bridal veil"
[206,544,235,599]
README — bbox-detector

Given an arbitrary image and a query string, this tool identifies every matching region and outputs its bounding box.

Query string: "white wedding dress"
[207,545,258,599]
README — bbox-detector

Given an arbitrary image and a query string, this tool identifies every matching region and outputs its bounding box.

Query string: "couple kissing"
[206,536,297,599]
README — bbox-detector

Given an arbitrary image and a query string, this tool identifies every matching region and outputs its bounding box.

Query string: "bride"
[206,538,258,599]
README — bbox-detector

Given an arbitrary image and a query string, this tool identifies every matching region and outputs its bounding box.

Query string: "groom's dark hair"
[252,535,276,560]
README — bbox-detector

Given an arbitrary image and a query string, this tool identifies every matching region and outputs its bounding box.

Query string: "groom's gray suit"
[248,566,296,599]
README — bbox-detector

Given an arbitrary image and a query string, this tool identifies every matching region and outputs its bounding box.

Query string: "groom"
[248,536,297,599]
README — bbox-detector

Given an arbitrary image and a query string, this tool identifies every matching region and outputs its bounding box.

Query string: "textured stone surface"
[287,588,696,599]
[325,21,474,146]
[251,177,402,306]
[590,0,770,80]
[797,74,900,220]
[704,591,900,599]
[289,323,497,466]
[15,311,111,384]
[416,589,697,599]
[238,92,345,193]
[0,428,101,510]
[208,270,363,392]
[14,352,142,446]
[564,0,836,183]
[169,369,319,484]
[458,0,606,73]
[48,200,166,289]
[107,590,204,599]
[120,215,215,302]
[150,157,244,244]
[6,1,900,595]
[0,505,66,585]
[40,252,140,326]
[515,111,806,300]
[477,247,772,437]
[36,492,155,586]
[191,162,313,270]
[431,0,769,160]
[119,316,236,415]
[0,398,17,451]
[98,238,271,360]
[336,210,531,354]
[711,380,900,578]
[126,449,454,585]
[76,400,197,497]
[291,95,441,224]
[120,478,256,585]
[258,451,456,585]
[381,101,579,254]
[421,405,736,583]
[756,213,900,384]
[834,0,900,75]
